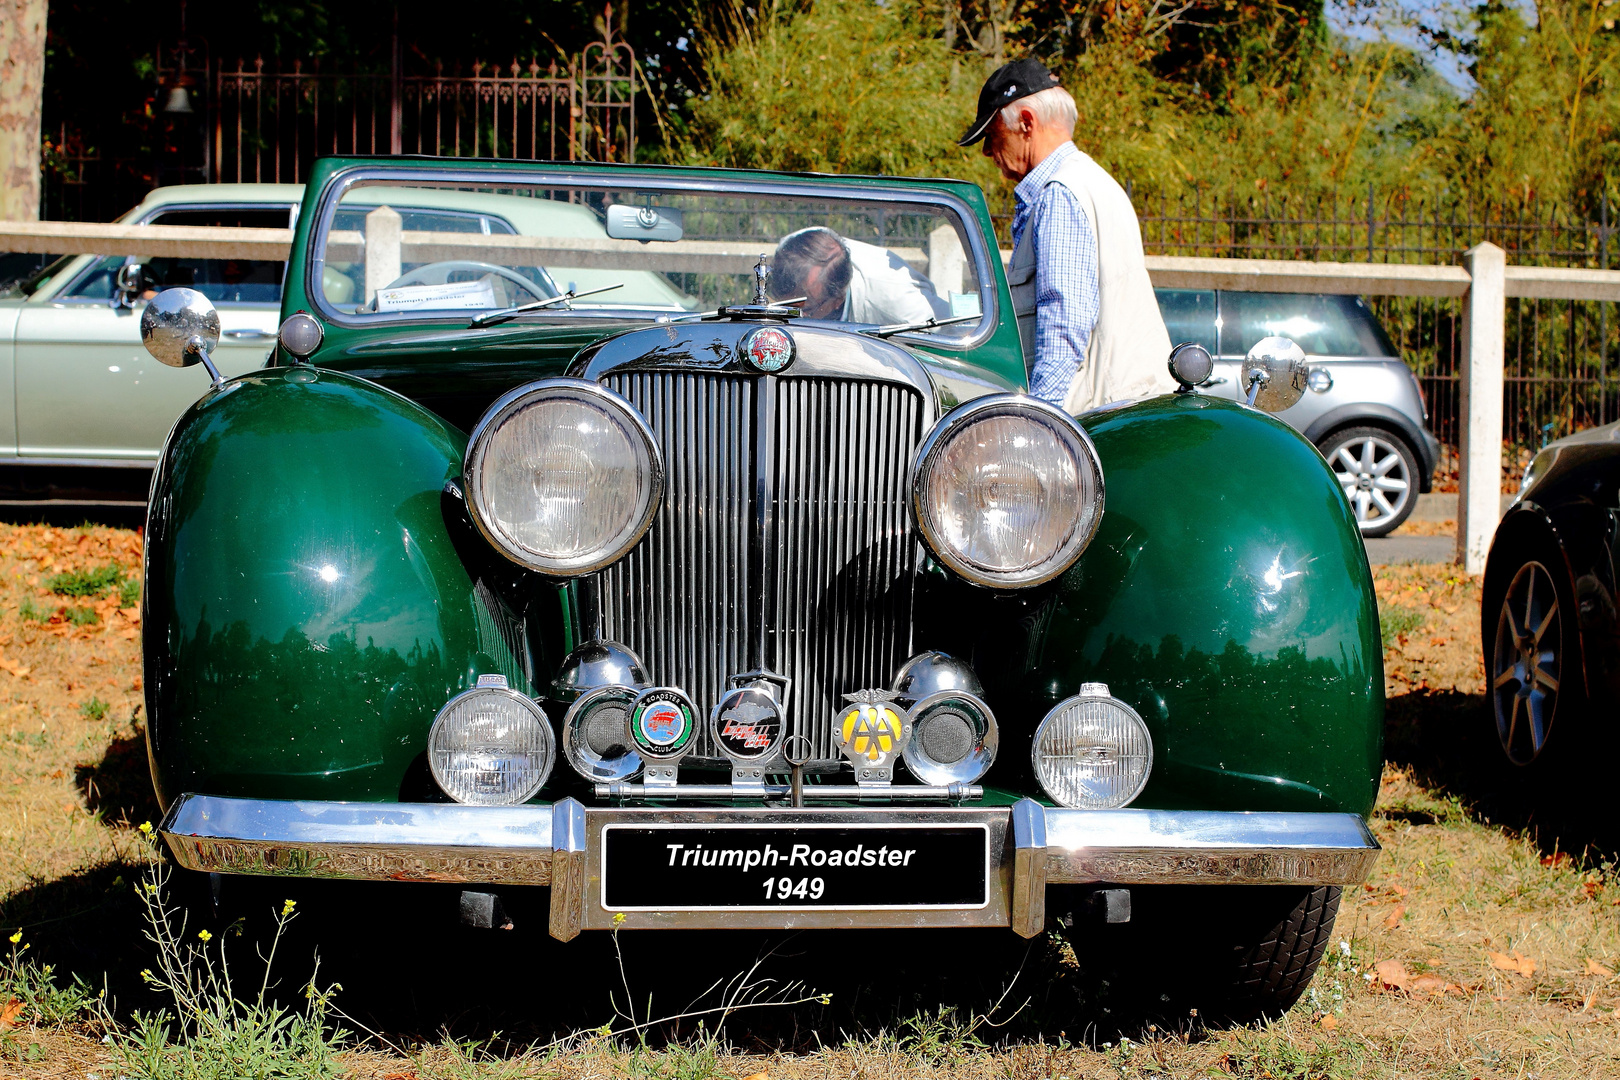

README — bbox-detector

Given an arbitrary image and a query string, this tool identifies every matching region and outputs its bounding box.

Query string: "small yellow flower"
[138,821,154,835]
[281,899,296,917]
[140,968,154,981]
[612,911,627,926]
[197,929,212,942]
[144,882,158,895]
[7,931,20,945]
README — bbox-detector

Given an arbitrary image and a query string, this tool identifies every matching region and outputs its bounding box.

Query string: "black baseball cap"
[958,58,1062,146]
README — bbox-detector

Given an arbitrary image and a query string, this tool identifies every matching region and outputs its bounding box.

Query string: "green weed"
[119,577,141,608]
[46,564,124,598]
[1379,606,1424,648]
[66,606,99,627]
[80,697,109,723]
[104,861,346,1080]
[17,596,46,623]
[0,931,100,1027]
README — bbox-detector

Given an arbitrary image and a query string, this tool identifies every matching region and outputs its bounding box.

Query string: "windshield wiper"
[469,282,625,328]
[861,312,981,339]
[654,296,810,325]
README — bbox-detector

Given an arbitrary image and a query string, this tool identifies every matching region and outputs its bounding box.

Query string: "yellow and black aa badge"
[834,690,910,784]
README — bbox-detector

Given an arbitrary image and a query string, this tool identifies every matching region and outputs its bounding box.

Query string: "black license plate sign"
[601,824,989,910]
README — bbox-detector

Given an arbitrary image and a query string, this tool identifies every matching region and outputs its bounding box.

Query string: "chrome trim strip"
[1042,809,1381,886]
[0,456,157,469]
[159,795,1381,938]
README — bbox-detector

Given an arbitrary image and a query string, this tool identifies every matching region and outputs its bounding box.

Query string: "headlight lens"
[1031,683,1152,809]
[911,395,1103,588]
[466,379,662,575]
[428,677,555,805]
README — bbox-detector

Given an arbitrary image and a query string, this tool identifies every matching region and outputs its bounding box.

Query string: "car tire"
[1318,426,1420,537]
[1481,527,1584,768]
[1061,884,1340,1027]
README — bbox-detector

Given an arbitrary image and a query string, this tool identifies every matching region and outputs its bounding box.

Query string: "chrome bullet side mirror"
[1242,336,1307,413]
[141,288,224,386]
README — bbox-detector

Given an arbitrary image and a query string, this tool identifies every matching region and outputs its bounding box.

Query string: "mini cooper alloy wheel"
[1321,427,1416,536]
[1490,560,1563,765]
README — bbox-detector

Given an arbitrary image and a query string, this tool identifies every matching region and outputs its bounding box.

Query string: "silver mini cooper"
[1157,289,1441,537]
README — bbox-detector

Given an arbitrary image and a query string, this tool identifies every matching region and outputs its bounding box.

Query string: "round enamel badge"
[630,687,697,760]
[711,686,784,763]
[740,325,795,373]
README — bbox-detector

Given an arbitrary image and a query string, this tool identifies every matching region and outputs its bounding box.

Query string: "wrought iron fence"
[1110,185,1619,458]
[212,34,637,185]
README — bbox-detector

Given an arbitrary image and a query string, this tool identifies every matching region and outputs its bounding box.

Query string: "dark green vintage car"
[144,156,1381,1021]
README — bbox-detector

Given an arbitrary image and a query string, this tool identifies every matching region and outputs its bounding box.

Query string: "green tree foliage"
[666,0,1620,209]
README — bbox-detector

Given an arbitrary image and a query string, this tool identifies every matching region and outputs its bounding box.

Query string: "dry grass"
[1,526,1616,1078]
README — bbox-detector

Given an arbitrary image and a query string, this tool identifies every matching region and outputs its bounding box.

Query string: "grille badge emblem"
[740,325,795,373]
[630,687,698,787]
[712,684,785,791]
[835,689,911,786]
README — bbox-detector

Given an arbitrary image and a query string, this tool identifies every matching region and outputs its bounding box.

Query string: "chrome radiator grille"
[598,371,924,763]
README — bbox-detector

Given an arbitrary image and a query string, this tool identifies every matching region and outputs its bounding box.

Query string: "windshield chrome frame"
[305,165,1001,352]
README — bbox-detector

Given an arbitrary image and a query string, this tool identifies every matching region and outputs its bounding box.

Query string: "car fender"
[938,395,1383,817]
[143,367,535,809]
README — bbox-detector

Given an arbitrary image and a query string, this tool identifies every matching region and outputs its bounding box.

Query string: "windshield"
[314,178,986,340]
[0,253,74,299]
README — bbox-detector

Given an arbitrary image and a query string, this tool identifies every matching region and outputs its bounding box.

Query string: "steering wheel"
[384,261,552,303]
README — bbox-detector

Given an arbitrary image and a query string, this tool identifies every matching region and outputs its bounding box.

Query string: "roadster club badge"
[834,689,910,785]
[630,687,698,760]
[740,325,795,373]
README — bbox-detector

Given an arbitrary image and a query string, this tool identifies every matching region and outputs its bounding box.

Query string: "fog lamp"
[428,675,555,805]
[563,684,643,782]
[901,690,998,785]
[1031,682,1152,809]
[278,311,324,360]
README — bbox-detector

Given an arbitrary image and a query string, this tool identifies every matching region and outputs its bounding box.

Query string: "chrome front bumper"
[160,794,1381,941]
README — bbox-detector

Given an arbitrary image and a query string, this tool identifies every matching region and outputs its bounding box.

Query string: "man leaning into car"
[961,59,1175,413]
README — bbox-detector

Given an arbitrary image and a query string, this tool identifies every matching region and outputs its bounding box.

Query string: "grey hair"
[998,85,1077,136]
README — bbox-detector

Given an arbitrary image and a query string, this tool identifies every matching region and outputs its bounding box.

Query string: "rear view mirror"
[605,204,684,243]
[1242,336,1307,413]
[141,287,225,386]
[113,262,144,310]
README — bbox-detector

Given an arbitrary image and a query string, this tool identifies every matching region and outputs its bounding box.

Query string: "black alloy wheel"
[1489,558,1568,765]
[1319,426,1420,537]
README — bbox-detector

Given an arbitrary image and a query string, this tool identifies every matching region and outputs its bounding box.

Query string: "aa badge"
[834,689,910,785]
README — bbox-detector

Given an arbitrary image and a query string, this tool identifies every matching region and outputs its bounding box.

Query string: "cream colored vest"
[1008,149,1176,414]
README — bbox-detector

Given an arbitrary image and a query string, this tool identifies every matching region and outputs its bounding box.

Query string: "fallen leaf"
[1374,959,1411,991]
[741,1073,769,1080]
[0,655,32,679]
[0,997,23,1028]
[1489,950,1536,977]
[1588,959,1615,977]
[380,1073,418,1080]
[1319,1014,1338,1030]
[1410,975,1467,995]
[1542,852,1572,869]
[1384,904,1406,929]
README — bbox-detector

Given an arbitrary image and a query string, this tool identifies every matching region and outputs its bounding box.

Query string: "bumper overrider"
[159,794,1381,941]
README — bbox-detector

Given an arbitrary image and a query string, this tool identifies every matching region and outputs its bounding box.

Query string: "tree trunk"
[0,0,48,221]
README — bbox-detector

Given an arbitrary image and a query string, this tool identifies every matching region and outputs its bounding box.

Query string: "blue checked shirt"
[1010,142,1100,407]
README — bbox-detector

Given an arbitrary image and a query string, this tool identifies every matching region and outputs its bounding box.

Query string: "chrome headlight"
[428,675,555,805]
[465,379,662,575]
[910,395,1103,588]
[1031,682,1152,809]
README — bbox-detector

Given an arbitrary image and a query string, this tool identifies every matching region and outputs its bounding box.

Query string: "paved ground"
[1364,534,1453,565]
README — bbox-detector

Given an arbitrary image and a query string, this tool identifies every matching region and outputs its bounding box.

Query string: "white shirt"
[841,239,948,325]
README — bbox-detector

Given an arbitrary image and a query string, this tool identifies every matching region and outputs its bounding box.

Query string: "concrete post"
[1457,242,1506,573]
[363,206,403,306]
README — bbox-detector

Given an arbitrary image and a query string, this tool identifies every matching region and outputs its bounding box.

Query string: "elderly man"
[772,226,948,325]
[960,59,1173,413]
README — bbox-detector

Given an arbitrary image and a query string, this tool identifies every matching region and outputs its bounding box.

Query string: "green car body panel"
[145,156,1381,820]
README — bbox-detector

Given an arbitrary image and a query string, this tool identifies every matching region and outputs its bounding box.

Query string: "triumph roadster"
[145,157,1382,1022]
